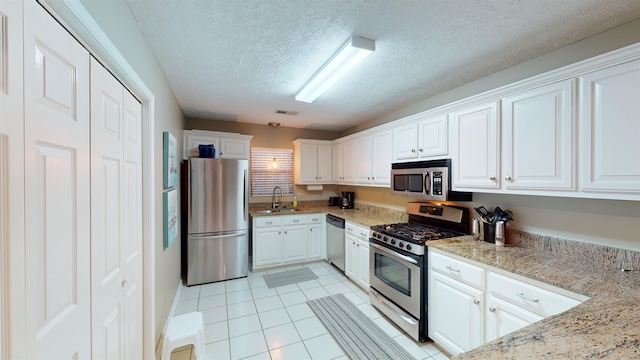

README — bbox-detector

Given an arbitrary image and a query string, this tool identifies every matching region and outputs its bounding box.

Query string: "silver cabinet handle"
[490,176,496,181]
[278,231,281,234]
[293,219,299,223]
[489,306,496,312]
[360,233,367,237]
[446,265,460,272]
[473,299,480,305]
[517,292,539,303]
[310,228,313,232]
[122,278,128,287]
[419,148,423,152]
[505,176,512,181]
[266,221,272,225]
[411,149,416,153]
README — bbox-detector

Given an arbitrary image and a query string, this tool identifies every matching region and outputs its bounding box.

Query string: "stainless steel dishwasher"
[326,214,345,272]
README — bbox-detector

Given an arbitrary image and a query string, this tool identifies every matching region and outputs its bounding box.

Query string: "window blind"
[250,147,294,196]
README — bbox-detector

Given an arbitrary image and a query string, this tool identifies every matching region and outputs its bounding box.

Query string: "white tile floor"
[170,261,451,360]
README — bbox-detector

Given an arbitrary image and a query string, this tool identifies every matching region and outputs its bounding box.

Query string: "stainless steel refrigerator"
[187,158,249,285]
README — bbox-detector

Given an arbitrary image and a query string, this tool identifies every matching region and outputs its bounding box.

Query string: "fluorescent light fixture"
[295,36,375,103]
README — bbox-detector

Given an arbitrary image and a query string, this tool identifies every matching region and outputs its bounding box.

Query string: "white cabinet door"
[451,101,501,190]
[356,238,370,289]
[580,60,640,195]
[184,134,220,159]
[283,224,307,263]
[343,140,357,183]
[254,227,283,268]
[317,144,333,182]
[344,234,358,280]
[298,142,319,183]
[332,143,344,182]
[485,295,542,343]
[90,57,143,360]
[219,137,249,159]
[23,1,91,357]
[502,80,575,190]
[418,114,448,158]
[371,130,392,185]
[393,122,419,160]
[356,136,372,184]
[307,223,323,260]
[430,271,485,356]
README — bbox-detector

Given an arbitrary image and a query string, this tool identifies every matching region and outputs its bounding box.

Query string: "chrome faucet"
[272,186,283,210]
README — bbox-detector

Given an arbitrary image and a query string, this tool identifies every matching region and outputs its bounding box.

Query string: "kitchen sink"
[255,208,301,214]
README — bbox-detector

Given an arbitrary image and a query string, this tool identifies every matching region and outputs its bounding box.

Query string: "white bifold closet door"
[23,0,91,358]
[90,57,143,360]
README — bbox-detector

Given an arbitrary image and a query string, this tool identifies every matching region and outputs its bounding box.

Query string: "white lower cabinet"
[430,271,485,355]
[485,295,542,343]
[428,248,588,356]
[344,221,370,290]
[253,213,325,270]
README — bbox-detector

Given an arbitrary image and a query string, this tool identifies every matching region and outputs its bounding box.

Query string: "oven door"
[369,240,422,318]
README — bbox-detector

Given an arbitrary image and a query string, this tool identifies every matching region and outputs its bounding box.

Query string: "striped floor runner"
[262,268,319,288]
[307,294,415,360]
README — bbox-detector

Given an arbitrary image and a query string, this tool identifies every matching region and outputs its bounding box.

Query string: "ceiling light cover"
[295,36,375,103]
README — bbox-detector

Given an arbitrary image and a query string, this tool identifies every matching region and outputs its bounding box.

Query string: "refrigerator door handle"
[244,168,248,222]
[189,231,247,240]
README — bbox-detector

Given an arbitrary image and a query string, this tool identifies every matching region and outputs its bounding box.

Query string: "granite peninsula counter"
[429,237,640,359]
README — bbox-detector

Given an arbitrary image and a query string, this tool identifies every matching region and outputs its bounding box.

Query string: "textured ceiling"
[125,0,640,131]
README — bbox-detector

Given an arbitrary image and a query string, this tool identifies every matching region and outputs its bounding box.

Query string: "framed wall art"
[163,188,178,248]
[163,131,178,188]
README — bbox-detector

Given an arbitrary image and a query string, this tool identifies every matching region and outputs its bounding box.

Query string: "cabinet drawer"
[345,222,358,236]
[355,225,370,241]
[488,272,581,318]
[307,214,323,224]
[283,214,307,226]
[254,216,283,228]
[430,251,484,289]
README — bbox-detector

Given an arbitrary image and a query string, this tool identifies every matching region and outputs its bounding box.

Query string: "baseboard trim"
[154,279,184,360]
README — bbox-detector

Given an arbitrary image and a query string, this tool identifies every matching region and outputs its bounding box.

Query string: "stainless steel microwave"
[390,159,472,202]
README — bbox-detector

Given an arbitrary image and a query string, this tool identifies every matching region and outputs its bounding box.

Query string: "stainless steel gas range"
[369,202,470,342]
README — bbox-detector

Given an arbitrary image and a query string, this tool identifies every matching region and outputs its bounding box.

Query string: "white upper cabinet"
[393,113,448,162]
[332,142,344,183]
[183,129,252,159]
[293,139,332,184]
[502,80,576,191]
[355,129,392,186]
[580,59,640,198]
[451,101,501,190]
[342,140,357,183]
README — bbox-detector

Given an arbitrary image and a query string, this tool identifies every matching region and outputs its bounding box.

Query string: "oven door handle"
[370,289,418,326]
[370,243,418,264]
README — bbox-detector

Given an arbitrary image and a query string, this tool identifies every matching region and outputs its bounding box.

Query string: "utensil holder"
[484,223,496,243]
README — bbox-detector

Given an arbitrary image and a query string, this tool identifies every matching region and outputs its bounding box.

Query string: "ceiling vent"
[274,109,299,116]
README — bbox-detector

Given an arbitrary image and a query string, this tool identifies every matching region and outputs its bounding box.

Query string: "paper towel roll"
[306,184,323,191]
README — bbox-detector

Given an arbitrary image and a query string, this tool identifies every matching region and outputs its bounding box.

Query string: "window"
[250,147,294,196]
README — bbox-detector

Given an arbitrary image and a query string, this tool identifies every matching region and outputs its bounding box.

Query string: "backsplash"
[507,229,640,271]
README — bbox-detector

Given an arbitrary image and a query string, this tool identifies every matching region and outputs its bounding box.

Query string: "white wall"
[78,0,185,348]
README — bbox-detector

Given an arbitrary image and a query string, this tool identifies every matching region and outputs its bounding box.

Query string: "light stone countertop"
[249,203,407,228]
[428,237,640,359]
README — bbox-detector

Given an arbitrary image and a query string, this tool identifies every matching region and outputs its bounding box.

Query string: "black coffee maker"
[340,191,355,209]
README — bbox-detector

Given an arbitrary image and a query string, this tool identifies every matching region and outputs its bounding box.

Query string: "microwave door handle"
[424,172,430,195]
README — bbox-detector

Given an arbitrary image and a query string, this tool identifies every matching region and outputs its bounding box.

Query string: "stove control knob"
[376,233,382,239]
[383,236,388,242]
[399,242,404,248]
[390,239,396,245]
[406,244,412,251]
